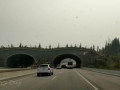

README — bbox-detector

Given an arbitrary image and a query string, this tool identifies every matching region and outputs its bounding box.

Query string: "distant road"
[0,68,120,90]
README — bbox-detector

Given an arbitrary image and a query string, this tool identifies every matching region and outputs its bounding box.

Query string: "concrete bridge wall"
[0,48,95,67]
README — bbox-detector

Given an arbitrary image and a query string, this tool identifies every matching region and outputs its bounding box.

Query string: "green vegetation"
[99,37,120,70]
[94,54,120,70]
[0,43,88,49]
[102,38,120,55]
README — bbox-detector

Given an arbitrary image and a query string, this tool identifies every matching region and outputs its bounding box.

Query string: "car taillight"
[48,68,50,70]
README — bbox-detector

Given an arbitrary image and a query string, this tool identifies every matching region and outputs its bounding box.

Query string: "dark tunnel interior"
[53,54,81,68]
[6,54,35,68]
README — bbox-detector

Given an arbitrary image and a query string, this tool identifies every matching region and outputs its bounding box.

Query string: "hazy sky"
[0,0,120,49]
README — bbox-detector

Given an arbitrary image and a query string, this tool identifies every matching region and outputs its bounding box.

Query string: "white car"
[37,64,53,76]
[56,65,61,69]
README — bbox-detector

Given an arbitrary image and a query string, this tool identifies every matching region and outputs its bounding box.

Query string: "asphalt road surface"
[0,68,120,90]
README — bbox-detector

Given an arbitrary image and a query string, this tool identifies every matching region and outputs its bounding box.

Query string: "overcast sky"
[0,0,120,49]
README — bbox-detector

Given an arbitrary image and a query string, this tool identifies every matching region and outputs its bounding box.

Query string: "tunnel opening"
[6,54,35,68]
[60,58,76,68]
[53,54,81,68]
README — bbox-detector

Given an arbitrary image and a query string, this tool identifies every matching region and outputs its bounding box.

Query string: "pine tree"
[74,44,77,48]
[90,46,92,50]
[8,45,10,48]
[57,43,60,48]
[38,43,41,49]
[49,44,51,49]
[93,44,95,50]
[1,45,5,48]
[79,43,81,48]
[97,46,99,52]
[102,37,120,55]
[66,44,68,48]
[19,43,22,48]
[11,44,14,48]
[24,45,27,48]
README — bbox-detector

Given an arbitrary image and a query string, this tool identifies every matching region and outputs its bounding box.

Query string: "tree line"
[102,37,120,55]
[97,37,120,70]
[0,43,99,51]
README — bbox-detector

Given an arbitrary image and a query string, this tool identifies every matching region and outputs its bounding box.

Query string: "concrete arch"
[53,54,82,68]
[5,53,36,68]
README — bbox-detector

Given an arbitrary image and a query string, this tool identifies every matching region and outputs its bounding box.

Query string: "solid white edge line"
[74,69,99,90]
[51,76,56,80]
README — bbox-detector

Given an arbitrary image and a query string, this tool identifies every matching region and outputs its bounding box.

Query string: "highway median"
[0,68,36,81]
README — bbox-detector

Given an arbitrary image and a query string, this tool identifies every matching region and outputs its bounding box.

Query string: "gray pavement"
[0,69,97,90]
[0,68,120,90]
[76,69,120,90]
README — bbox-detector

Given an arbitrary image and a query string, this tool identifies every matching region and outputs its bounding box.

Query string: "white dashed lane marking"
[51,76,57,80]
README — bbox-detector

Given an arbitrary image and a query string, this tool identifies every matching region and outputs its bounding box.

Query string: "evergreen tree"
[57,43,60,48]
[97,46,99,52]
[11,44,14,48]
[1,45,5,48]
[8,45,10,48]
[93,44,95,50]
[79,43,82,48]
[19,43,22,48]
[66,44,68,48]
[74,44,77,48]
[24,45,27,48]
[49,44,51,49]
[38,43,41,49]
[102,37,120,55]
[90,46,92,50]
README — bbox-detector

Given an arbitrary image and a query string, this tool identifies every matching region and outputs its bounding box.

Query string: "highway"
[0,68,120,90]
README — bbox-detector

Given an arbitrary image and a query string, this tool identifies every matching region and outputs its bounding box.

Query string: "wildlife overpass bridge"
[0,48,102,68]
